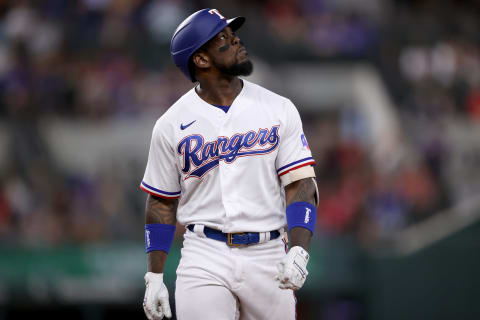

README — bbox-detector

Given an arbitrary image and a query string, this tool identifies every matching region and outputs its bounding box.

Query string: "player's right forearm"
[145,194,178,273]
[147,251,168,273]
[284,178,316,251]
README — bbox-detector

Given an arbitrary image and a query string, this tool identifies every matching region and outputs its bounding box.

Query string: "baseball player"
[140,8,318,320]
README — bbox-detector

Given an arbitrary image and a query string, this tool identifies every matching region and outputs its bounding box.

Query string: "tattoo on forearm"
[285,178,316,250]
[286,178,316,206]
[145,195,178,225]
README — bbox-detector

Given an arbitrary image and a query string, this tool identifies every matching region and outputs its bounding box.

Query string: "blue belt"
[187,225,281,246]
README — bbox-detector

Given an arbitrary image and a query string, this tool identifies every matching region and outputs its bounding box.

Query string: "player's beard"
[214,59,253,77]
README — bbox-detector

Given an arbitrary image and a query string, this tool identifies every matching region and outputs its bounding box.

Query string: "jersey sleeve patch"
[277,157,316,177]
[301,133,310,150]
[140,181,181,199]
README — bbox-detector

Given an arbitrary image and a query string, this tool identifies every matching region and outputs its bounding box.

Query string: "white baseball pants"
[175,229,296,320]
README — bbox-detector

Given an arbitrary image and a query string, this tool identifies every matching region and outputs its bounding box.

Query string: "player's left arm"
[276,176,317,290]
[275,98,318,290]
[284,177,317,250]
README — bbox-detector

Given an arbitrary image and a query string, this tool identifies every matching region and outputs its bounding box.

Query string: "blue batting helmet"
[170,9,245,82]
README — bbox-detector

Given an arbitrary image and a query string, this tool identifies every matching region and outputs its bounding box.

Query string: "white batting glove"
[275,246,309,290]
[143,272,172,319]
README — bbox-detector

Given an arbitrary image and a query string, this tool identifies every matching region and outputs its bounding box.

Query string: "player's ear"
[192,51,211,69]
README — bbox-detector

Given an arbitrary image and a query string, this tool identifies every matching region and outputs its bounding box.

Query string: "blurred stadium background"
[0,0,479,319]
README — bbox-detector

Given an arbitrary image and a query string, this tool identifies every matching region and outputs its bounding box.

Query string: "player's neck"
[195,77,243,106]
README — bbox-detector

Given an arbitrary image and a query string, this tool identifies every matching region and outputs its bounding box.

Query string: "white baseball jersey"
[140,79,315,233]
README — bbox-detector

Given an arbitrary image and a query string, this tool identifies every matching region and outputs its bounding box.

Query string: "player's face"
[205,27,253,77]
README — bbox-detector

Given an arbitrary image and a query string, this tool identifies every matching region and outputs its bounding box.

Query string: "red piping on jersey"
[139,185,181,199]
[278,161,316,177]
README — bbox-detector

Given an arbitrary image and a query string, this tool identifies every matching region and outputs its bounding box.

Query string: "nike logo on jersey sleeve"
[180,120,196,130]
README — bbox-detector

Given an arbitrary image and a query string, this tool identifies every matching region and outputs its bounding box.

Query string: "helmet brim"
[227,17,245,32]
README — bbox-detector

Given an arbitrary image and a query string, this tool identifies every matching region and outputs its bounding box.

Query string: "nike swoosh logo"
[180,120,196,130]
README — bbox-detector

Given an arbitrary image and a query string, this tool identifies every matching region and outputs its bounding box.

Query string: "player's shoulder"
[244,79,290,104]
[243,79,296,116]
[163,87,197,117]
[151,87,197,135]
[155,87,197,124]
[243,80,299,122]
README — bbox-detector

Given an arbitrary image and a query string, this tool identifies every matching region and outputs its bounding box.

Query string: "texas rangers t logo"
[178,125,280,179]
[208,9,225,20]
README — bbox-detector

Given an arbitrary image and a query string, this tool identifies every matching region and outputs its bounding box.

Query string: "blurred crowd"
[314,0,480,244]
[307,110,444,245]
[0,0,380,120]
[0,0,478,247]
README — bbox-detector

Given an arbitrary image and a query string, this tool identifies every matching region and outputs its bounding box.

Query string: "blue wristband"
[145,224,176,253]
[286,202,316,234]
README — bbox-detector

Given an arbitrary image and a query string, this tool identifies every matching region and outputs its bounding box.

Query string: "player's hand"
[274,246,309,290]
[143,272,172,319]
